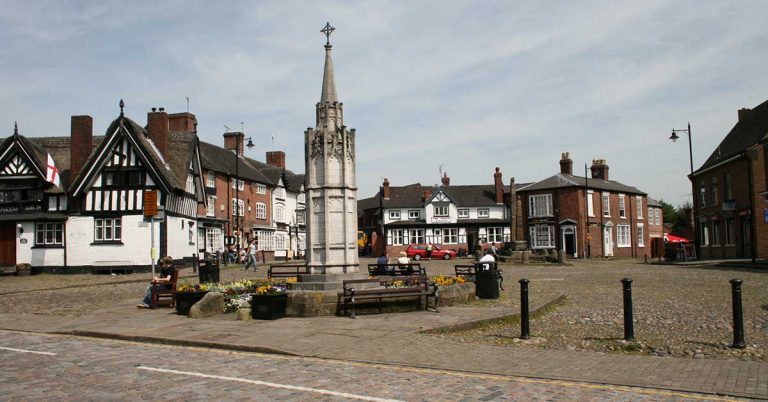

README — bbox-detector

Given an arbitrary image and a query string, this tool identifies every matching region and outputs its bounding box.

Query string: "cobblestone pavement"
[386,257,768,362]
[0,331,745,401]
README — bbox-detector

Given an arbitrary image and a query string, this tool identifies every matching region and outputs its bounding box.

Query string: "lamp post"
[232,133,255,248]
[669,122,699,260]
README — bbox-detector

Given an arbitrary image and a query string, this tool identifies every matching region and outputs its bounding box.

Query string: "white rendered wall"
[16,221,65,267]
[67,215,152,266]
[165,216,198,259]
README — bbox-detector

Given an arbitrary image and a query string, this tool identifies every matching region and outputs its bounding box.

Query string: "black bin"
[198,258,220,283]
[475,261,499,299]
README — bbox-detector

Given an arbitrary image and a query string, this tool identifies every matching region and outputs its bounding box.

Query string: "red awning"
[664,234,689,243]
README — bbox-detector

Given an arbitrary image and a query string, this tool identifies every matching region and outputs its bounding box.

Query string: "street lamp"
[669,122,699,260]
[232,132,255,248]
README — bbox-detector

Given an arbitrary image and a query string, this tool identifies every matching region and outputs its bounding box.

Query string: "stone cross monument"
[303,22,359,276]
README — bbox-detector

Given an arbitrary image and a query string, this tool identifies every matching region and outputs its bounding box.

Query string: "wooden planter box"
[251,293,288,320]
[175,291,208,316]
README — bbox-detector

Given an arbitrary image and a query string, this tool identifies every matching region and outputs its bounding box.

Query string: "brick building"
[691,100,768,260]
[518,153,650,259]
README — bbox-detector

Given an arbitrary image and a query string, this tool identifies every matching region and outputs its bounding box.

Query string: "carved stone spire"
[320,43,338,104]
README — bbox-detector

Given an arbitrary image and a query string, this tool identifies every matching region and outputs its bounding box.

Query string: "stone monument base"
[508,240,528,251]
[288,272,369,291]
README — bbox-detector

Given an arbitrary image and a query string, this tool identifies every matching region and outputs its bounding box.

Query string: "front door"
[0,224,16,267]
[562,226,577,257]
[603,226,613,257]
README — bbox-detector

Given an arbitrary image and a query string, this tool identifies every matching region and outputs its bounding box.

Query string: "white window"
[254,230,274,251]
[205,228,222,253]
[232,198,244,217]
[408,210,421,219]
[206,195,216,217]
[443,228,458,244]
[711,219,720,245]
[434,206,448,217]
[647,208,653,223]
[275,206,284,223]
[700,220,709,246]
[487,227,503,243]
[256,183,266,194]
[602,193,610,217]
[587,190,594,217]
[458,209,469,218]
[206,171,216,188]
[636,225,644,247]
[231,178,244,191]
[699,181,706,207]
[296,210,305,224]
[185,174,195,194]
[388,229,405,245]
[655,209,661,225]
[255,202,266,219]
[298,193,305,204]
[275,187,285,199]
[618,194,626,218]
[616,225,630,247]
[389,210,401,220]
[95,217,121,242]
[478,208,490,218]
[529,225,555,248]
[275,234,286,250]
[35,222,63,246]
[528,194,553,217]
[636,196,643,219]
[409,229,424,244]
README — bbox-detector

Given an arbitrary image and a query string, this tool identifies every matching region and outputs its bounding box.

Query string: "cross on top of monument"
[321,22,335,45]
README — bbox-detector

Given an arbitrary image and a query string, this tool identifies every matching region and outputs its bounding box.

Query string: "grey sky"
[1,1,767,205]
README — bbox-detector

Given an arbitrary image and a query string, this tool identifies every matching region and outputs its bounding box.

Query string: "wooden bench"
[268,264,310,279]
[150,266,180,309]
[367,263,425,276]
[343,275,438,318]
[454,264,504,290]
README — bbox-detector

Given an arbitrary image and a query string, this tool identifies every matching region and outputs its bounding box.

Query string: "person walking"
[245,239,258,272]
[426,242,433,260]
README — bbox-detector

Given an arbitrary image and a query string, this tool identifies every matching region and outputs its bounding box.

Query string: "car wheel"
[443,253,451,260]
[413,254,421,261]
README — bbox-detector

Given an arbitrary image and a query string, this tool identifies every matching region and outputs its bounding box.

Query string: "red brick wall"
[197,169,272,239]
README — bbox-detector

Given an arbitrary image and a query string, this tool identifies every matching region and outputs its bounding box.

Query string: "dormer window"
[478,208,490,218]
[434,206,449,217]
[408,210,420,219]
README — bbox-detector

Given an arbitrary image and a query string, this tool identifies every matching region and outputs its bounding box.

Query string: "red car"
[405,244,457,260]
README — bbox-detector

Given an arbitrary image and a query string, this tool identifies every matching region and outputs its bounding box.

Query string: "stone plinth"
[288,272,369,291]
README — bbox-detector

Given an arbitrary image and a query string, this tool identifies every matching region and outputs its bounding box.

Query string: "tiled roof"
[378,182,529,209]
[647,197,662,207]
[198,141,273,185]
[695,99,768,174]
[518,173,646,195]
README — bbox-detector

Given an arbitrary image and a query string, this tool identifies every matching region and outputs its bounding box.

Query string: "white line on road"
[137,366,404,402]
[0,346,57,356]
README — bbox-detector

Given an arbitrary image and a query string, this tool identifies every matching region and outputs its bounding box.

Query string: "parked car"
[405,244,457,260]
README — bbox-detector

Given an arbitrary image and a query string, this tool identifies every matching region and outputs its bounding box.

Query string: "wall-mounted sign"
[143,190,158,217]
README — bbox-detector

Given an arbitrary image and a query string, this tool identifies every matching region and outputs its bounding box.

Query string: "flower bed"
[201,278,295,313]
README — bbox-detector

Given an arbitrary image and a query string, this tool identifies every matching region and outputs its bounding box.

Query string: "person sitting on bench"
[397,251,413,274]
[137,256,174,309]
[376,252,391,274]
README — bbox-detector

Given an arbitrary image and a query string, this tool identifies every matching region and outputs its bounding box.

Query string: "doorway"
[0,224,16,267]
[562,225,577,257]
[603,225,614,257]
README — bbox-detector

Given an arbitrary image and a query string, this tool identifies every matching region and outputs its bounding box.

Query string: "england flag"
[46,153,60,187]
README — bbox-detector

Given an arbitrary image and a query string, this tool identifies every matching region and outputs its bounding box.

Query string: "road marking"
[137,366,403,402]
[0,346,56,356]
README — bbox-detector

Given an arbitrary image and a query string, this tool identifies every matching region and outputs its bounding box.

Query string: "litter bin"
[475,261,499,299]
[198,258,220,283]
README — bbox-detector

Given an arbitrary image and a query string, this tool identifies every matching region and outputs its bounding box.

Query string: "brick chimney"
[382,178,390,199]
[223,132,244,156]
[70,115,93,182]
[168,112,197,133]
[738,108,751,122]
[494,167,504,204]
[266,151,286,168]
[147,108,169,159]
[441,172,450,186]
[590,159,609,181]
[560,152,573,175]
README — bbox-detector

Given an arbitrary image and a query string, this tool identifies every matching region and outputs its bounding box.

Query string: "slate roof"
[694,99,768,174]
[647,197,662,207]
[283,171,305,192]
[517,173,646,195]
[378,182,529,209]
[198,141,273,185]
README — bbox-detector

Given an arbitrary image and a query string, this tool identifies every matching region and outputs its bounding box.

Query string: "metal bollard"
[519,278,530,340]
[730,279,746,349]
[621,278,635,341]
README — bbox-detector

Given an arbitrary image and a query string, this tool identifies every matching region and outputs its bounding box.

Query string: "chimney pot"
[590,159,609,181]
[266,151,286,168]
[159,107,164,112]
[151,107,157,112]
[441,172,450,186]
[382,178,390,199]
[559,152,573,175]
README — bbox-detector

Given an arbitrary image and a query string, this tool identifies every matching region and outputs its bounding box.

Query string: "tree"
[658,199,690,233]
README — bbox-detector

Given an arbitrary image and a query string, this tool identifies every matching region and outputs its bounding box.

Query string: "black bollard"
[621,278,635,341]
[519,279,530,340]
[730,279,746,349]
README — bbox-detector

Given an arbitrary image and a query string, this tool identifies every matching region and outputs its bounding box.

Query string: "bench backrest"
[454,264,476,276]
[367,263,425,276]
[268,264,310,278]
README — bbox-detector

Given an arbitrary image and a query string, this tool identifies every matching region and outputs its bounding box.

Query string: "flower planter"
[251,293,288,320]
[176,291,208,316]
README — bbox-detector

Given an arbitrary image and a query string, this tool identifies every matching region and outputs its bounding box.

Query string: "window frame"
[602,193,610,217]
[408,210,421,219]
[206,195,216,217]
[528,194,553,217]
[206,171,216,188]
[442,228,458,244]
[529,225,555,249]
[255,202,267,219]
[389,210,401,220]
[433,205,449,217]
[35,222,64,246]
[616,224,630,247]
[618,194,626,218]
[477,208,490,218]
[94,217,122,243]
[457,208,469,218]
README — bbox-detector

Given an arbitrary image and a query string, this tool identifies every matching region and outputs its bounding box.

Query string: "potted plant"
[251,284,288,320]
[175,281,210,316]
